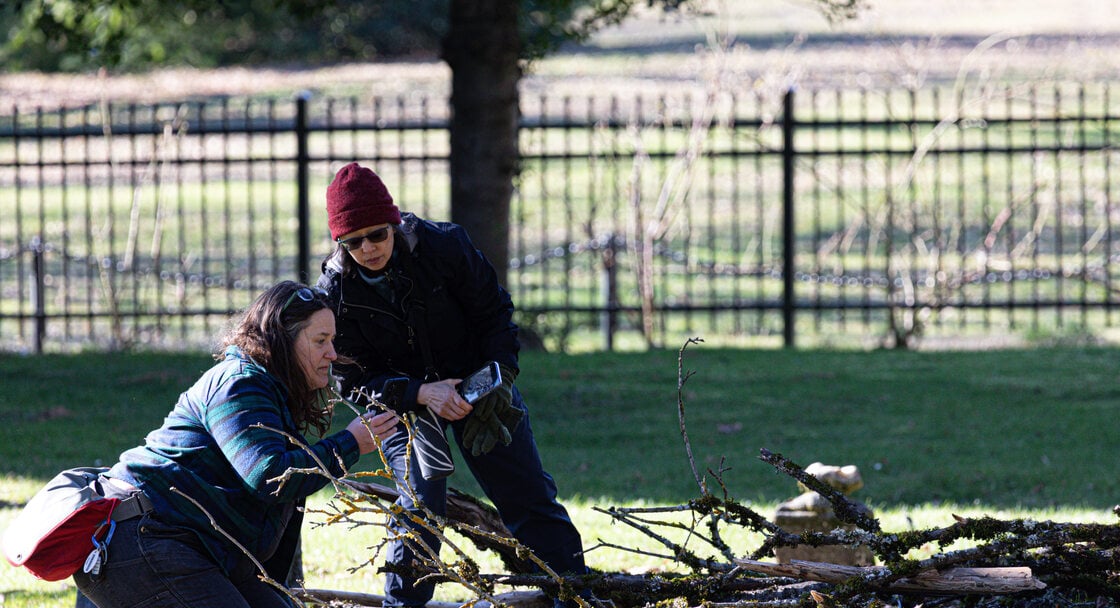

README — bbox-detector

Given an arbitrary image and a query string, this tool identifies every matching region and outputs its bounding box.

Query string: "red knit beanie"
[326,163,402,240]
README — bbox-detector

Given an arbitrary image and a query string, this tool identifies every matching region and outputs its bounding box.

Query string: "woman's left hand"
[347,411,399,455]
[418,378,472,421]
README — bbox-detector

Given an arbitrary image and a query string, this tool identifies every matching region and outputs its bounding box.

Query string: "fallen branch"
[295,587,552,607]
[736,558,1046,595]
[342,479,540,574]
[757,449,880,534]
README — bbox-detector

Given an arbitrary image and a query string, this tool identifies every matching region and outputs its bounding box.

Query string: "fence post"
[600,233,618,350]
[296,92,311,283]
[30,236,45,354]
[782,88,796,348]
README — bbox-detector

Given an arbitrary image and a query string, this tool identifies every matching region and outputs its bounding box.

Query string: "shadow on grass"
[4,348,1120,514]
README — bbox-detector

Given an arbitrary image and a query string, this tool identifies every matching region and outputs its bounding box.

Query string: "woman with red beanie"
[316,162,588,607]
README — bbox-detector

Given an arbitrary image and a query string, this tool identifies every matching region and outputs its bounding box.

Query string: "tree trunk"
[443,0,521,287]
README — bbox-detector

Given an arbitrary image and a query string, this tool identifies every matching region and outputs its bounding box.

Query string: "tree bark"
[443,0,521,286]
[735,558,1046,595]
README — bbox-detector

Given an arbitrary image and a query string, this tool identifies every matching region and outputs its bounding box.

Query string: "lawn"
[2,345,1118,606]
[3,2,1120,605]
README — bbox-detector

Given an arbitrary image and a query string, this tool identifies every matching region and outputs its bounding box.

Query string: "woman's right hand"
[347,410,400,455]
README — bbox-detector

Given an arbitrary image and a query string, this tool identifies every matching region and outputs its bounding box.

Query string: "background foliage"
[2,0,445,70]
[0,0,668,71]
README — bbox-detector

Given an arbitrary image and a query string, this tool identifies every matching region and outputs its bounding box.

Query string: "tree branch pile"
[282,340,1120,607]
[588,446,1120,607]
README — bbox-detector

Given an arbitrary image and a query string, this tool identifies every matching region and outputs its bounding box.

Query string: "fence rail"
[2,82,1119,353]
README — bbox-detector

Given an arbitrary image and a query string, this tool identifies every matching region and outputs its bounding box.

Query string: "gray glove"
[462,363,520,456]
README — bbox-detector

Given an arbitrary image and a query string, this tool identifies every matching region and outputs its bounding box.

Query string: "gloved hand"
[495,403,524,440]
[462,363,520,456]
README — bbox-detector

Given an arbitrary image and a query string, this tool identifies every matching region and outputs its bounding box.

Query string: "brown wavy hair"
[219,280,334,436]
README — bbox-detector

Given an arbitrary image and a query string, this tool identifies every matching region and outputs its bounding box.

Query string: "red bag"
[2,467,121,581]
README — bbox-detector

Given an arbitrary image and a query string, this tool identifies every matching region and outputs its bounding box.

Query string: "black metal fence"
[3,82,1119,353]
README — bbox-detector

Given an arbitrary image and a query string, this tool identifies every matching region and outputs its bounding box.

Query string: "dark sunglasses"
[337,226,391,251]
[282,286,322,312]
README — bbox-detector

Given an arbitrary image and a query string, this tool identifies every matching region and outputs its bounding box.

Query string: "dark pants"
[381,387,586,606]
[73,514,294,608]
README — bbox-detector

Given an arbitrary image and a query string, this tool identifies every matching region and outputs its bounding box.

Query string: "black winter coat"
[317,213,520,412]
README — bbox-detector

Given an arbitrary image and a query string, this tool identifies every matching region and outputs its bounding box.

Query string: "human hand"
[418,378,472,421]
[496,402,523,437]
[347,410,399,455]
[462,408,510,456]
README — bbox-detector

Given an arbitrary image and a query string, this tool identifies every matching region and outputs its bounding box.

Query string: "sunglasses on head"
[337,226,391,251]
[282,286,322,312]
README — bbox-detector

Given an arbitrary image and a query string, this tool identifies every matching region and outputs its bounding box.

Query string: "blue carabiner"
[92,518,117,549]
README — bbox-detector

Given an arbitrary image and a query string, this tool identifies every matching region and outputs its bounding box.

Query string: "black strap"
[101,476,154,522]
[110,492,154,522]
[397,250,440,382]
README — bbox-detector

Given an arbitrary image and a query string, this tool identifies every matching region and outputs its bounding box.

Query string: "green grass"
[3,346,1120,605]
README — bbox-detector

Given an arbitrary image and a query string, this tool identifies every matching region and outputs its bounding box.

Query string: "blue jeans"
[381,387,586,606]
[73,513,294,608]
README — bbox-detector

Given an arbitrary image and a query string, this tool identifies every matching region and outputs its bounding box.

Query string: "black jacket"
[317,213,519,412]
